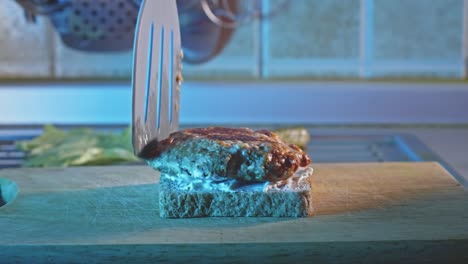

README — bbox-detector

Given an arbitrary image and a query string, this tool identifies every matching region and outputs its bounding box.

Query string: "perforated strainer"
[50,0,140,51]
[14,0,289,61]
[16,0,140,51]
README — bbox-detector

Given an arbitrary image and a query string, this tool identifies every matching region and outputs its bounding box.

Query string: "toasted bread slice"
[159,167,314,218]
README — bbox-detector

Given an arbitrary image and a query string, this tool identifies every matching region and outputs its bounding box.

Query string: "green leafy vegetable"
[16,125,139,167]
[273,127,310,149]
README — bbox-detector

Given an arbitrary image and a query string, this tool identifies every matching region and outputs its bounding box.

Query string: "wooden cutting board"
[1,162,467,263]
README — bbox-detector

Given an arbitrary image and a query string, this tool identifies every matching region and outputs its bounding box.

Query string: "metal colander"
[50,0,140,51]
[14,0,289,60]
[16,0,140,51]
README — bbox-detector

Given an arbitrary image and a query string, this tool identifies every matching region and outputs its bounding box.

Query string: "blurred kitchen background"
[0,0,465,80]
[0,0,467,183]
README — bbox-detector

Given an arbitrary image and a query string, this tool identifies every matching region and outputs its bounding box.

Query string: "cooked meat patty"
[142,127,311,182]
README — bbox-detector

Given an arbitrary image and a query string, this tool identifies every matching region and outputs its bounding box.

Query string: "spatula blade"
[132,0,182,157]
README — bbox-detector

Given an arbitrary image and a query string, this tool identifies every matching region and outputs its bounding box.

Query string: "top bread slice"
[145,127,311,183]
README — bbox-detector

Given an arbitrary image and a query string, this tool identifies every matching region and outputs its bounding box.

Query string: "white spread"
[162,167,313,193]
[265,167,313,192]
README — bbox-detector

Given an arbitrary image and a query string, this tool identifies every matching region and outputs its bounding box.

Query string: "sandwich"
[143,127,314,218]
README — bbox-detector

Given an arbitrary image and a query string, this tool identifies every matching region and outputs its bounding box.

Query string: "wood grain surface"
[0,162,467,263]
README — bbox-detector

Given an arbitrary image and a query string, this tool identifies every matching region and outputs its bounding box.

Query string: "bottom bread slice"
[159,167,314,218]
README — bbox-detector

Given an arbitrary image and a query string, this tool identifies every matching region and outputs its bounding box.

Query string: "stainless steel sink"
[309,134,425,163]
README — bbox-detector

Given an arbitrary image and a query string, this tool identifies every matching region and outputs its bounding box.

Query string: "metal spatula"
[132,0,183,158]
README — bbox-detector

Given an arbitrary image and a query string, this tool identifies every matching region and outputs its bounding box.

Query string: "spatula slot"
[156,26,165,129]
[144,22,154,123]
[169,30,174,126]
